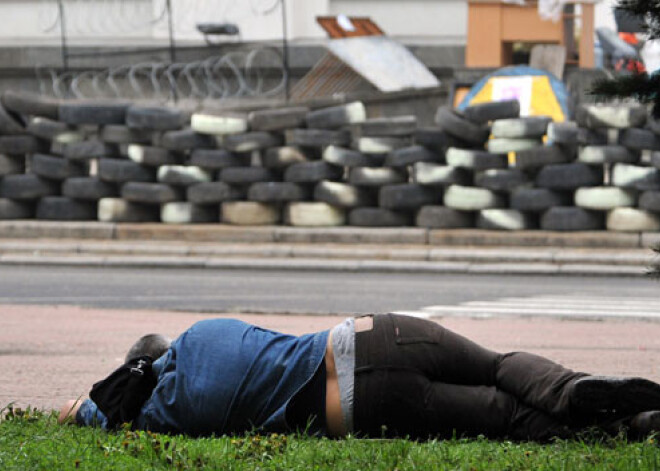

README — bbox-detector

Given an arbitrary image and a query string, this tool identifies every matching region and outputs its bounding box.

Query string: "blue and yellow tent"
[456,66,570,122]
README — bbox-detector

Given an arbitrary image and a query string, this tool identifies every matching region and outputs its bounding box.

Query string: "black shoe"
[571,376,660,414]
[630,411,660,439]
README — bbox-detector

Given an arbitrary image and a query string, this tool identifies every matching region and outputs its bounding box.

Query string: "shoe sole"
[572,376,660,414]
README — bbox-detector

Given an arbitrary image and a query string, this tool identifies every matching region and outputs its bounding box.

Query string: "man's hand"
[58,399,83,424]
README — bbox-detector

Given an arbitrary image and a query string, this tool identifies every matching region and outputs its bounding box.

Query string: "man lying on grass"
[59,314,660,441]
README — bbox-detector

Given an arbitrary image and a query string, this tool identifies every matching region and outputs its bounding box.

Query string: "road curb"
[0,253,647,276]
[0,220,657,248]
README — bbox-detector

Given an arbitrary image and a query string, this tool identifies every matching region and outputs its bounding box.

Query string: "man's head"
[125,334,172,363]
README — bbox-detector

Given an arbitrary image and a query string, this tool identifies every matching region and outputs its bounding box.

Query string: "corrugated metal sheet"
[290,53,372,101]
[326,36,440,92]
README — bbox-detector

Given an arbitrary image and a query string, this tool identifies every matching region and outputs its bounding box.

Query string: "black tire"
[540,206,604,231]
[284,161,343,183]
[306,102,366,129]
[379,183,440,210]
[515,145,570,170]
[97,198,159,222]
[158,165,213,186]
[26,117,75,141]
[313,180,375,208]
[323,146,381,168]
[248,182,310,203]
[577,128,609,146]
[459,99,520,124]
[0,198,33,219]
[100,125,152,144]
[360,116,417,137]
[477,209,535,230]
[414,127,473,152]
[121,182,183,204]
[220,166,277,185]
[61,140,119,161]
[248,106,308,131]
[1,90,59,119]
[411,162,471,187]
[475,169,528,192]
[535,163,602,190]
[98,158,155,183]
[1,174,59,200]
[348,207,412,227]
[285,129,351,148]
[126,105,185,131]
[187,182,246,204]
[618,128,660,151]
[158,128,216,151]
[58,101,128,125]
[222,131,283,152]
[161,202,219,224]
[62,177,117,200]
[547,122,579,145]
[384,145,439,167]
[263,146,315,168]
[446,147,507,170]
[127,145,181,167]
[415,205,474,228]
[348,167,407,187]
[434,106,490,145]
[0,154,25,175]
[36,196,96,220]
[0,101,26,135]
[190,149,247,169]
[32,153,86,180]
[639,191,660,212]
[491,116,551,139]
[510,188,569,212]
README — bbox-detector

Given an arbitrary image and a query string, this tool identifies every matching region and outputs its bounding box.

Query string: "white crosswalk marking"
[393,295,660,320]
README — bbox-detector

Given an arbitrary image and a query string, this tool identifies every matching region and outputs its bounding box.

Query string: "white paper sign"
[491,77,533,116]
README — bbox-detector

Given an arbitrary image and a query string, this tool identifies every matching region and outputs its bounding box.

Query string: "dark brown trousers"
[354,314,590,441]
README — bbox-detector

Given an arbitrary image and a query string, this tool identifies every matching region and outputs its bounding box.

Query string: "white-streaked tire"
[160,202,218,224]
[191,113,248,135]
[97,197,159,222]
[606,207,660,232]
[284,202,346,227]
[477,209,534,231]
[443,185,506,211]
[222,201,280,225]
[574,187,637,210]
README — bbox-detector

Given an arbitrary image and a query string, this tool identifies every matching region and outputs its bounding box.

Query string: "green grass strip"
[2,407,660,470]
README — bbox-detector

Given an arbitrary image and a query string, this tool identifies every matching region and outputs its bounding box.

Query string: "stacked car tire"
[0,90,657,231]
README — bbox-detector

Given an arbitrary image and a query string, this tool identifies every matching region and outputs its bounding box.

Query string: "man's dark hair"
[125,334,172,363]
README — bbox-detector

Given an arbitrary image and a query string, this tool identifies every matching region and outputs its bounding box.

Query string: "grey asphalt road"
[0,265,658,315]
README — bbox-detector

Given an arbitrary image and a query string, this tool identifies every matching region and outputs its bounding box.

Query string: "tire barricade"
[0,91,659,231]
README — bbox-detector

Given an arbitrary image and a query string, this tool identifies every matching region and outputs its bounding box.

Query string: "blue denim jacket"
[77,319,330,436]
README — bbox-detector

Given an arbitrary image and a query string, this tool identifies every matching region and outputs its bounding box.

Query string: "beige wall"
[0,0,619,46]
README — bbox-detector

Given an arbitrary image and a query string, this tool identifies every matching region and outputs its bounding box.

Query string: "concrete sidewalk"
[3,305,660,412]
[0,221,657,275]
